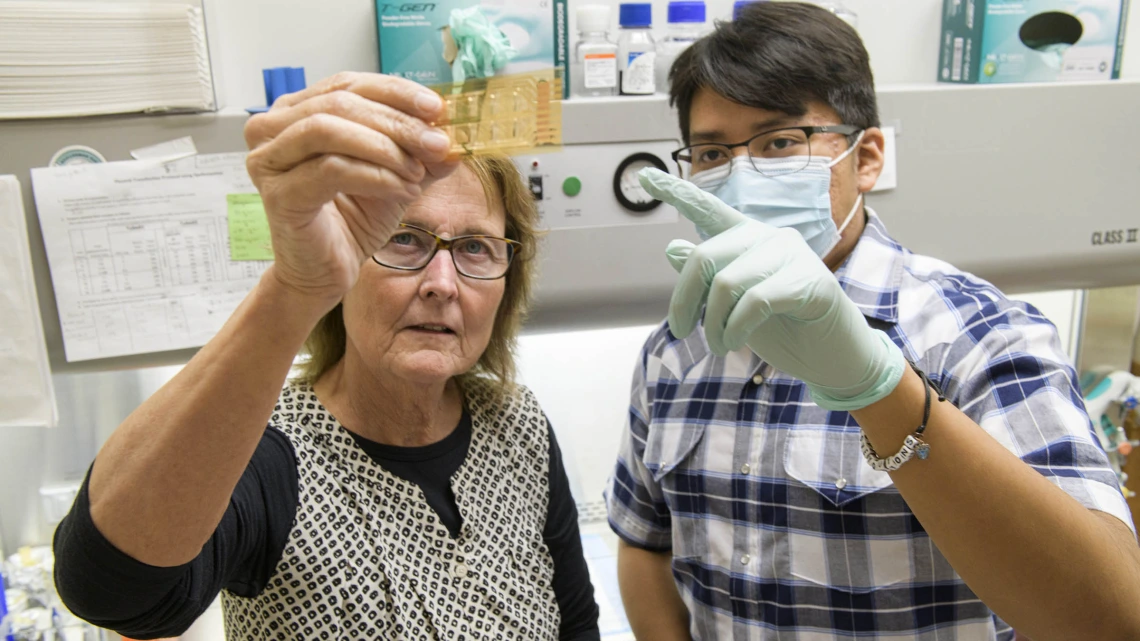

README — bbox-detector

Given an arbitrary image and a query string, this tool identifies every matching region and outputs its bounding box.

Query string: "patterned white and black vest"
[221,378,560,640]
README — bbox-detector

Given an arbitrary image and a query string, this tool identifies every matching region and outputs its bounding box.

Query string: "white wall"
[204,0,1140,108]
[516,324,659,513]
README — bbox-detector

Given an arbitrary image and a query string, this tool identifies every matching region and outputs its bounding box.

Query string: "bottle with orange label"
[572,5,618,98]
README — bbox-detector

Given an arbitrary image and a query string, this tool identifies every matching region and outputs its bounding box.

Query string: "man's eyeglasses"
[372,224,520,280]
[671,125,863,180]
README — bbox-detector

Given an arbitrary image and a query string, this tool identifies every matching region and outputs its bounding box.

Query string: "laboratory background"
[1,0,1139,638]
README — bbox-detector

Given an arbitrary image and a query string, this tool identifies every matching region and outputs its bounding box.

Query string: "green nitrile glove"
[449,6,517,82]
[642,167,906,411]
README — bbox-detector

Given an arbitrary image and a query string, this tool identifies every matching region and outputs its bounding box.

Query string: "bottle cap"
[668,1,706,24]
[619,3,652,28]
[577,4,611,33]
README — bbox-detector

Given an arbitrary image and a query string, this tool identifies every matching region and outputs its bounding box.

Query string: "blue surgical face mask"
[689,132,865,258]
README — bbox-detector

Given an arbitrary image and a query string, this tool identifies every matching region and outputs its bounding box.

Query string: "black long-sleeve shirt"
[54,414,600,640]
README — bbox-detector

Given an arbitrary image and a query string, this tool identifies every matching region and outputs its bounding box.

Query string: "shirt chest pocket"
[643,418,710,560]
[781,425,917,593]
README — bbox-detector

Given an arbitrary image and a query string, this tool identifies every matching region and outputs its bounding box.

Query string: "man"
[604,3,1140,640]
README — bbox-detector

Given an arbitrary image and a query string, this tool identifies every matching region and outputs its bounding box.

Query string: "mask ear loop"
[827,130,866,168]
[836,193,863,236]
[832,129,866,236]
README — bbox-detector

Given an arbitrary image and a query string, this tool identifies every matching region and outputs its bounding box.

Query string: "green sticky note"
[227,193,274,261]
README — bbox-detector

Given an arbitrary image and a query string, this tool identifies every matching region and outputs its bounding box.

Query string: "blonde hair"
[295,154,540,398]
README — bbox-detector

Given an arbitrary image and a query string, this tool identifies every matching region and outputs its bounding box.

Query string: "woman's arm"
[87,270,328,567]
[84,72,454,568]
[57,429,299,637]
[542,423,600,641]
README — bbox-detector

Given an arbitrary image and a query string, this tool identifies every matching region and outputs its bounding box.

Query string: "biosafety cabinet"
[1,81,1140,638]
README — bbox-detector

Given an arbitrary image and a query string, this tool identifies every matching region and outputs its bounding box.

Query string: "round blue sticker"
[49,145,106,166]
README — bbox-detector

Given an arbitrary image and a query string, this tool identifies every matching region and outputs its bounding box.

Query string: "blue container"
[619,3,652,28]
[262,67,307,107]
[0,569,13,641]
[668,1,706,23]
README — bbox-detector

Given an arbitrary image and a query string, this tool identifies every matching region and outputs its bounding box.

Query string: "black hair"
[669,1,879,145]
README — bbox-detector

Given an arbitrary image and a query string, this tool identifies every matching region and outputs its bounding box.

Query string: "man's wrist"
[808,331,907,411]
[850,366,928,457]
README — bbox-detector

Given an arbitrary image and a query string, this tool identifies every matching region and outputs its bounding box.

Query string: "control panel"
[514,140,681,230]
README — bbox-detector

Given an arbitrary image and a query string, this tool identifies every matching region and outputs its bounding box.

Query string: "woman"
[53,72,600,640]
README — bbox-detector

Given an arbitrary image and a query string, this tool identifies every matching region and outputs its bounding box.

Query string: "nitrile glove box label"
[938,0,1129,84]
[377,0,568,95]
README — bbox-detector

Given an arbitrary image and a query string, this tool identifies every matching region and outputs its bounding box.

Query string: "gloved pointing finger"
[638,168,749,239]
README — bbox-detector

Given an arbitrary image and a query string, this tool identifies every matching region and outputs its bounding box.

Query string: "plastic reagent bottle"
[618,3,655,95]
[656,1,706,93]
[572,5,618,98]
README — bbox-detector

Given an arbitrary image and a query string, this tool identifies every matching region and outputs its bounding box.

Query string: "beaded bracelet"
[860,363,947,472]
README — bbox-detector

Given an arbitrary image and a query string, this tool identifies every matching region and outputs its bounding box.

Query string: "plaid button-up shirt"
[605,211,1134,640]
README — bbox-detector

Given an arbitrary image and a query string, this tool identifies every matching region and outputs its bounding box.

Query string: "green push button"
[562,176,582,197]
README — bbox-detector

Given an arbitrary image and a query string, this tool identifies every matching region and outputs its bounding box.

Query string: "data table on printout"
[31,152,270,362]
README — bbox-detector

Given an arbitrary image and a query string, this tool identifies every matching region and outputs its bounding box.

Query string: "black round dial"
[613,152,669,213]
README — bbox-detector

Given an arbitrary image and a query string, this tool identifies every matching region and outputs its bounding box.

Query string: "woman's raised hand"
[244,72,460,307]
